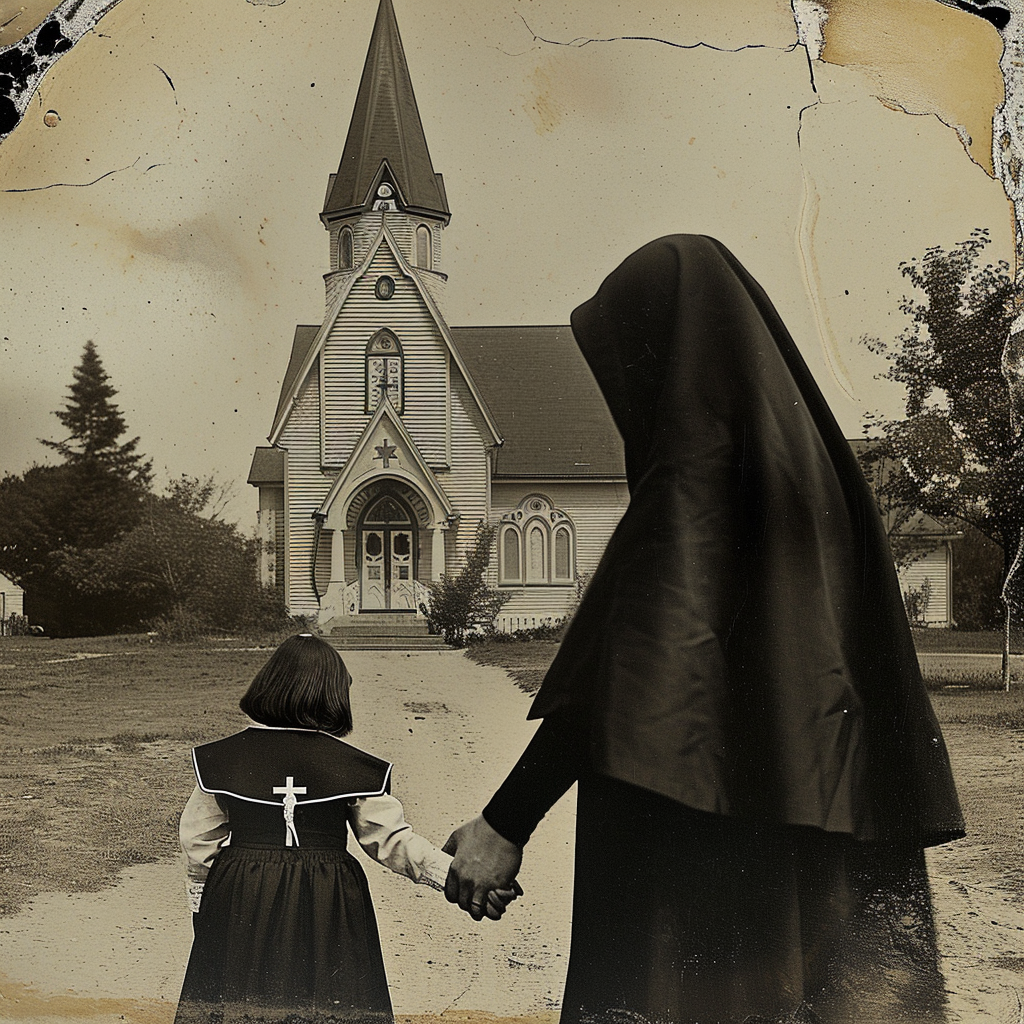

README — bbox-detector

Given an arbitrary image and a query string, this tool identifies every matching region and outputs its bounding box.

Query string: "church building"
[248,0,629,634]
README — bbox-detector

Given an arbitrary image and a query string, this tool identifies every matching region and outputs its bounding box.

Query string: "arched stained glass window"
[498,496,576,586]
[527,525,547,583]
[415,225,432,270]
[365,330,403,413]
[501,526,522,584]
[339,227,353,270]
[554,526,572,582]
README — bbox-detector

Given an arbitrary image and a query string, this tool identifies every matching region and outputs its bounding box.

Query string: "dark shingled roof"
[450,326,625,479]
[322,0,449,223]
[276,325,320,422]
[248,446,285,486]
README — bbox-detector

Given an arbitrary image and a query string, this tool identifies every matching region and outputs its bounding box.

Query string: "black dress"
[175,729,395,1024]
[483,236,965,1024]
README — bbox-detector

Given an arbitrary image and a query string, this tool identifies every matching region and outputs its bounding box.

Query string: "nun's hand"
[443,815,523,921]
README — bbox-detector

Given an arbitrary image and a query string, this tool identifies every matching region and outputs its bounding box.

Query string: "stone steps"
[323,616,448,651]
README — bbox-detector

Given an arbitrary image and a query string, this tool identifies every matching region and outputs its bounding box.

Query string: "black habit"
[484,235,964,1024]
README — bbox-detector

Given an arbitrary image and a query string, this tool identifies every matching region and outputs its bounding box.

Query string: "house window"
[498,495,576,586]
[500,525,522,584]
[415,225,432,270]
[365,330,403,413]
[339,227,353,270]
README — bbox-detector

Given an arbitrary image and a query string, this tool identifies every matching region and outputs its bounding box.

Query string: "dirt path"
[0,651,573,1023]
[3,651,1024,1022]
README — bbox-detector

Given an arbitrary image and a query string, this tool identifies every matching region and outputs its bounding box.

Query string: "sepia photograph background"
[0,0,1020,1021]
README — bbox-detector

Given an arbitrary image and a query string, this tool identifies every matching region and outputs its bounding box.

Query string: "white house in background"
[248,0,960,634]
[0,571,25,634]
[895,512,962,626]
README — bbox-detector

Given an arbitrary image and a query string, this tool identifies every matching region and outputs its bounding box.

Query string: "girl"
[175,633,513,1024]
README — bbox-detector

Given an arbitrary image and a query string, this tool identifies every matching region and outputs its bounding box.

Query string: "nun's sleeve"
[482,706,588,847]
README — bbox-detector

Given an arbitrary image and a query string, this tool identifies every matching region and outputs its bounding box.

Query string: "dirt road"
[1,651,1024,1022]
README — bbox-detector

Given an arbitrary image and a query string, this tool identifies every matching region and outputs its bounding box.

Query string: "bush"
[422,523,511,647]
[471,620,567,643]
[2,613,30,637]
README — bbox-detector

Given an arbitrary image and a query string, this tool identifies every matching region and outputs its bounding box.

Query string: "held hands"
[443,814,524,922]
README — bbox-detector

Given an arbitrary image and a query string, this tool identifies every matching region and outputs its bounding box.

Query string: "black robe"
[484,236,964,1023]
[530,234,963,849]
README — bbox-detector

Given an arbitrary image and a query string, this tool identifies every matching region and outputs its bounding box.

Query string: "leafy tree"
[40,340,152,486]
[0,461,146,634]
[859,230,1022,633]
[55,475,286,636]
[423,523,511,646]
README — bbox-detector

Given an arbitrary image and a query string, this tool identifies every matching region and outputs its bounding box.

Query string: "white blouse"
[179,785,452,913]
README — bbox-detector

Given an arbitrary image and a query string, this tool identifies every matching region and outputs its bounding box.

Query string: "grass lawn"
[911,629,1010,654]
[0,634,277,916]
[2,630,1023,921]
[468,631,1024,693]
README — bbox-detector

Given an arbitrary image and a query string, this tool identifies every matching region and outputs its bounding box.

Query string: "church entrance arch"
[356,491,418,612]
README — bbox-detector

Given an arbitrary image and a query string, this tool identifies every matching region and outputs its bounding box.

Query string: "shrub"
[2,613,30,637]
[422,523,511,647]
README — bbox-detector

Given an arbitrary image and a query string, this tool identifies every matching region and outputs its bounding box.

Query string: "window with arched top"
[526,523,547,583]
[553,525,573,583]
[365,330,403,413]
[415,225,432,270]
[498,495,576,586]
[500,525,522,585]
[339,227,353,270]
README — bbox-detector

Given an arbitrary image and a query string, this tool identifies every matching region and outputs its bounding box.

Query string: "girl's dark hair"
[239,634,353,736]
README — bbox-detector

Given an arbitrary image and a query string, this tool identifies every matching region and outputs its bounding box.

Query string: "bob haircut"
[239,634,353,736]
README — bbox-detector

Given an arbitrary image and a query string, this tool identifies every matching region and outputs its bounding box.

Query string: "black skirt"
[175,842,393,1024]
[560,774,946,1024]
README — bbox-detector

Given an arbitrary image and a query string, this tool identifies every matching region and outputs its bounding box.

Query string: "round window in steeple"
[375,275,395,300]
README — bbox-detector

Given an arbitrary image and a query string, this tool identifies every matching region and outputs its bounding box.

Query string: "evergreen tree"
[0,342,152,634]
[40,340,152,486]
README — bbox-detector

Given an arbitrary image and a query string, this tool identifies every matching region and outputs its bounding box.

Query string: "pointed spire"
[322,0,450,224]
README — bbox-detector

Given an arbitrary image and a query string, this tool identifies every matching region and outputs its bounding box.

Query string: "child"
[175,633,515,1024]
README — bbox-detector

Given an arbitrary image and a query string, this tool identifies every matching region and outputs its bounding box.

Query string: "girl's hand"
[483,880,524,920]
[443,815,523,921]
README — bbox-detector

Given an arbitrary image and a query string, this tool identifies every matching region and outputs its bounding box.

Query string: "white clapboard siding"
[322,246,449,467]
[897,545,951,625]
[488,481,629,629]
[0,572,24,624]
[438,363,492,569]
[257,488,285,592]
[345,212,443,273]
[280,361,332,618]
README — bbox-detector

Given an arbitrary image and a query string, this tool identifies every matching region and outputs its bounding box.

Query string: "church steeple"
[322,0,450,226]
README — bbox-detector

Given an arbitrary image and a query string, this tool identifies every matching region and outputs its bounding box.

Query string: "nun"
[444,235,964,1024]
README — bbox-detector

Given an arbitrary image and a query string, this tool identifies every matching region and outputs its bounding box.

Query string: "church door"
[359,494,417,612]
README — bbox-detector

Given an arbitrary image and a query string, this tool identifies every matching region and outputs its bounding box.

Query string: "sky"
[0,0,1013,526]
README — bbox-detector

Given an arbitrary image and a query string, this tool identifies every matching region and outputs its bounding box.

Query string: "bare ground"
[0,638,1023,1021]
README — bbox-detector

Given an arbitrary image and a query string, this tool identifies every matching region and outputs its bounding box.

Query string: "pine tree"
[41,340,152,486]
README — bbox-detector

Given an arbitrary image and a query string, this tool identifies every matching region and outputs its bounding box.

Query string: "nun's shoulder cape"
[531,234,963,848]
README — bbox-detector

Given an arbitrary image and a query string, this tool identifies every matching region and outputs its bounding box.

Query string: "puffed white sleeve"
[179,785,230,913]
[349,793,452,891]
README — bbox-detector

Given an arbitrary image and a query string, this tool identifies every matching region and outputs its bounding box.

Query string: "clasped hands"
[442,814,524,922]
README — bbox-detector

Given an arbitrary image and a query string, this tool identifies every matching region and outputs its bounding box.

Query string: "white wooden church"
[248,0,956,632]
[248,0,628,634]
